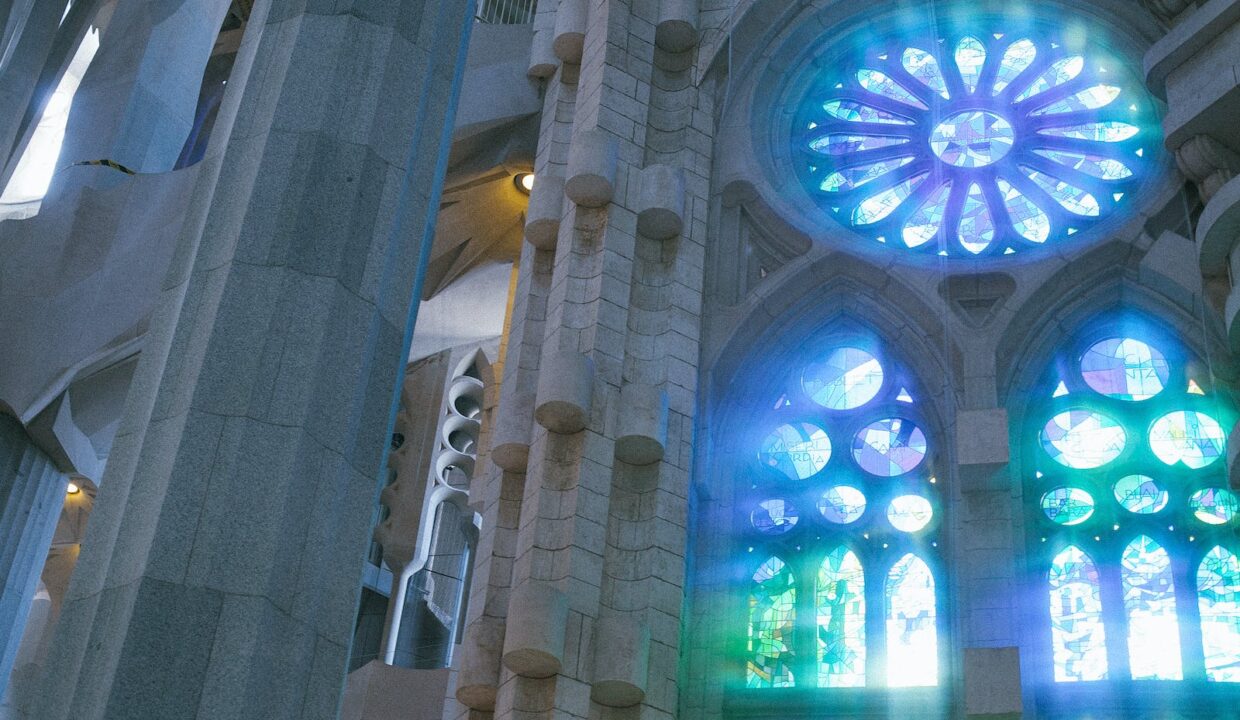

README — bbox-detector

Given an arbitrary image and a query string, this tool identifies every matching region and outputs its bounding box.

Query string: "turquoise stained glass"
[799,33,1148,257]
[1198,546,1240,682]
[1122,536,1182,680]
[1080,337,1168,400]
[802,347,884,410]
[752,499,800,535]
[748,557,796,687]
[1040,487,1095,526]
[852,418,927,476]
[886,554,937,687]
[1041,410,1126,469]
[1190,488,1239,525]
[1112,475,1168,514]
[1149,411,1226,469]
[818,486,867,524]
[759,423,832,480]
[1049,546,1108,682]
[888,495,933,532]
[818,548,866,687]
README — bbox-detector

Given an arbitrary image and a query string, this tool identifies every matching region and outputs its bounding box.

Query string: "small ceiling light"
[514,173,535,194]
[66,482,80,494]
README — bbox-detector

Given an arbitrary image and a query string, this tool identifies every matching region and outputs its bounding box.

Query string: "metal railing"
[475,0,536,24]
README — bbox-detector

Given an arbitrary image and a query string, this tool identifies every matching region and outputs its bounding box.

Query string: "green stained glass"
[1049,545,1108,682]
[1034,150,1133,180]
[852,172,928,225]
[1040,487,1095,526]
[997,178,1050,243]
[823,99,915,125]
[1112,475,1168,514]
[930,111,1014,168]
[888,495,933,532]
[821,157,916,193]
[902,47,949,99]
[1041,410,1126,469]
[1197,546,1240,682]
[1023,167,1100,216]
[993,39,1037,94]
[1015,56,1084,102]
[1031,85,1121,116]
[748,557,796,687]
[1149,411,1226,469]
[1037,122,1140,143]
[818,548,866,687]
[955,37,987,94]
[802,347,884,409]
[818,485,867,524]
[759,423,832,480]
[1080,337,1168,400]
[857,69,928,109]
[959,182,996,254]
[1190,488,1239,526]
[886,554,938,687]
[902,181,952,248]
[1122,536,1182,680]
[809,134,911,156]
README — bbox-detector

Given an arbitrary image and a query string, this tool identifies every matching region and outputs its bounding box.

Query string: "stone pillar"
[31,0,475,717]
[0,413,66,703]
[0,0,67,178]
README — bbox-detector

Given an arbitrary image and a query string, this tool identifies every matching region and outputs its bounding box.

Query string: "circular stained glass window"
[759,423,832,480]
[1112,474,1168,515]
[795,32,1150,257]
[1040,487,1095,525]
[818,485,868,524]
[1149,411,1226,469]
[1041,410,1126,469]
[1189,488,1240,526]
[752,498,800,535]
[802,347,884,410]
[1080,338,1169,401]
[852,418,927,476]
[887,495,934,532]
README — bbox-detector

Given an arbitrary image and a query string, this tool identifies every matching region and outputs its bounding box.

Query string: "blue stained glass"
[886,554,938,687]
[821,157,916,193]
[1034,150,1134,180]
[1080,337,1168,400]
[902,48,949,99]
[959,182,996,254]
[955,37,987,94]
[748,557,796,687]
[809,134,911,156]
[1198,546,1240,682]
[997,178,1050,243]
[1112,475,1168,515]
[852,173,928,225]
[818,486,867,524]
[1149,411,1226,469]
[888,495,933,532]
[802,347,884,409]
[902,181,952,248]
[1040,487,1095,526]
[993,39,1037,94]
[823,99,915,125]
[1122,536,1182,680]
[930,111,1014,168]
[1031,85,1121,116]
[1037,122,1139,143]
[1023,167,1101,216]
[1015,56,1084,102]
[759,423,832,480]
[1049,546,1108,682]
[853,418,927,476]
[857,69,928,109]
[1190,488,1239,526]
[818,548,866,687]
[1041,410,1126,469]
[752,499,800,535]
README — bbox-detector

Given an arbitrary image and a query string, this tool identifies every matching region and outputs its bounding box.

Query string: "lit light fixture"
[66,482,80,494]
[514,173,535,194]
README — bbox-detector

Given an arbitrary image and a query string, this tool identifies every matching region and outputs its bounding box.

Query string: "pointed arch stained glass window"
[1121,536,1182,680]
[886,554,937,687]
[1198,547,1240,682]
[818,548,866,687]
[795,31,1153,257]
[1049,546,1108,682]
[748,557,796,688]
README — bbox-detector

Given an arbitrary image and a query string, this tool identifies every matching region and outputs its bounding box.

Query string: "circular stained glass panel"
[759,423,832,480]
[1112,475,1168,515]
[1040,487,1096,525]
[1190,488,1240,526]
[1149,411,1226,469]
[887,495,934,532]
[794,32,1151,257]
[1080,338,1169,401]
[802,347,884,410]
[818,485,868,524]
[852,418,927,476]
[1041,410,1126,469]
[752,499,800,535]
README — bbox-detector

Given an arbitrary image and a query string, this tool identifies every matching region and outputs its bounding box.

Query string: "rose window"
[794,32,1153,257]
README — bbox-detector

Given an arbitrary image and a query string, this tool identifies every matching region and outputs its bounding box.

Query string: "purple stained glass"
[852,418,927,476]
[752,498,800,535]
[1080,337,1169,400]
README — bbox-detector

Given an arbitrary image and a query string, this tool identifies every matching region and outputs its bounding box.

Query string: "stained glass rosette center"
[794,30,1151,257]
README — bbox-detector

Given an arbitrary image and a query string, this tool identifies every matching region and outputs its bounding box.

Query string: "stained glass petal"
[958,182,995,254]
[1023,168,1100,216]
[823,99,916,125]
[1049,546,1107,681]
[1149,411,1226,469]
[902,47,950,99]
[886,555,938,687]
[1080,338,1168,400]
[1037,122,1140,143]
[1015,56,1084,101]
[810,134,911,156]
[1031,85,1122,116]
[1122,536,1182,680]
[852,173,928,225]
[993,38,1036,94]
[1034,150,1134,180]
[857,69,928,109]
[821,157,916,193]
[818,548,866,687]
[852,418,927,476]
[1041,410,1126,469]
[758,423,832,480]
[997,178,1050,243]
[902,182,952,248]
[955,36,987,94]
[1197,547,1240,682]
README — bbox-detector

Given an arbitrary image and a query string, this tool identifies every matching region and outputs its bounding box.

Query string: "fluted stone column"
[31,0,474,717]
[0,413,66,703]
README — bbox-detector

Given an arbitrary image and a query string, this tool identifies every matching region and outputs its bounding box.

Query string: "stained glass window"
[795,32,1153,257]
[748,557,796,688]
[742,335,941,691]
[1027,320,1238,691]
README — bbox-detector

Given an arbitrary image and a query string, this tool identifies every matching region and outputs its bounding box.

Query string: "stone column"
[31,0,475,717]
[0,0,67,177]
[0,413,66,703]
